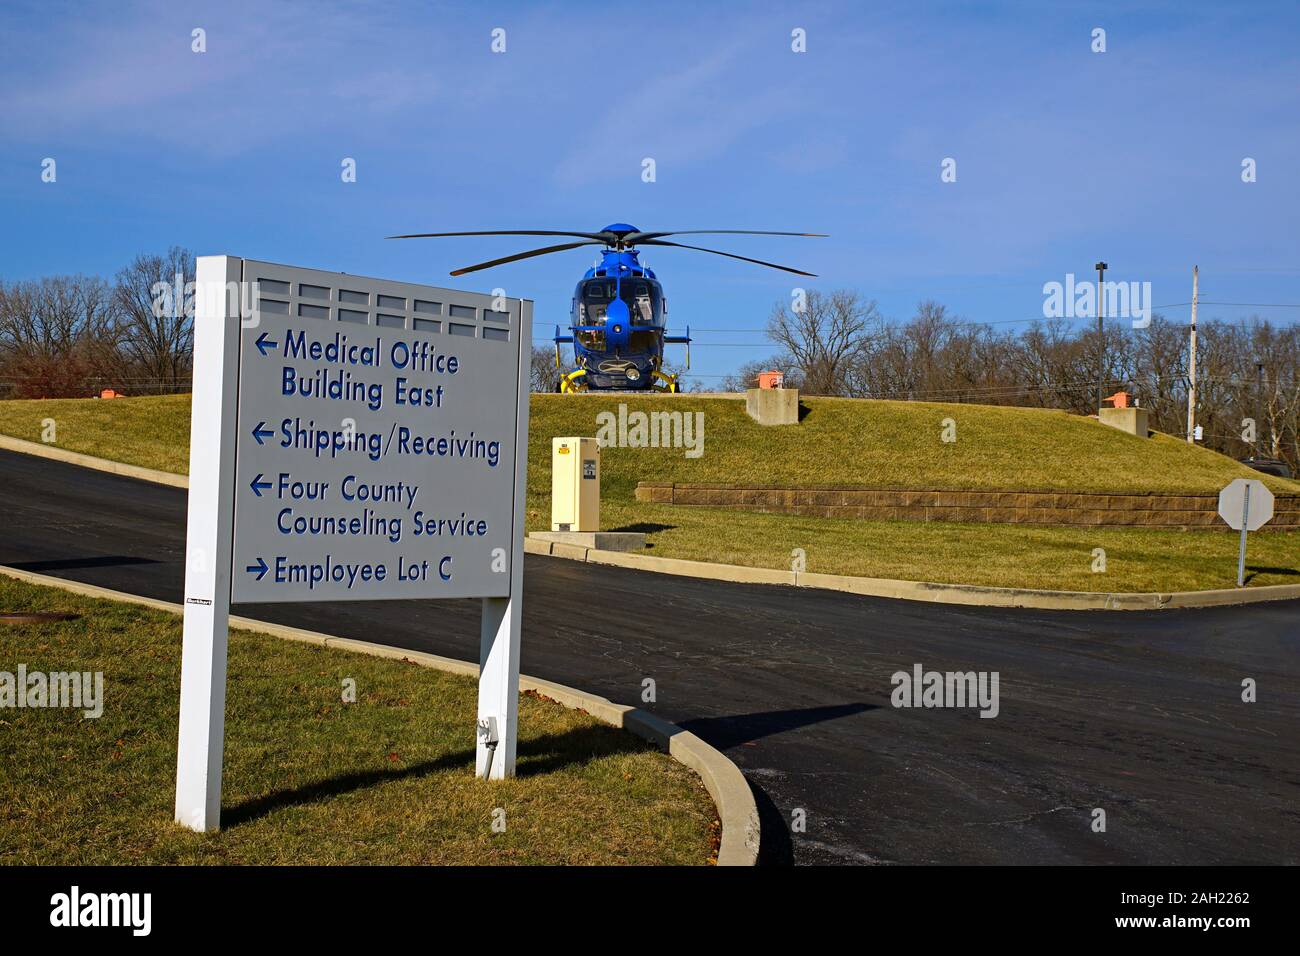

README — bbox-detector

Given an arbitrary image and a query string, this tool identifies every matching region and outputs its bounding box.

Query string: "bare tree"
[725,297,1300,473]
[1128,315,1186,428]
[114,247,195,392]
[530,345,564,392]
[0,274,116,397]
[766,289,878,395]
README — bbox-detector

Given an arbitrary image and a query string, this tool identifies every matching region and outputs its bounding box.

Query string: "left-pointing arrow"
[250,474,272,496]
[255,332,278,356]
[252,422,273,444]
[246,557,269,581]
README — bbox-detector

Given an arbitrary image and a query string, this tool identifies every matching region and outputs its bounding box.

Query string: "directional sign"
[1217,478,1274,531]
[176,256,532,832]
[229,260,523,604]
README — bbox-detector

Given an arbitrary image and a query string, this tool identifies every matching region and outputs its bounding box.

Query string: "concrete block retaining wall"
[634,482,1300,531]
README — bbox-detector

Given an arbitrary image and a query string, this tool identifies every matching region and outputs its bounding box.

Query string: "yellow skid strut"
[652,370,680,393]
[559,369,589,393]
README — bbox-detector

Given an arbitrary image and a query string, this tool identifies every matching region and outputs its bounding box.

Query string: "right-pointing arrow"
[246,557,269,581]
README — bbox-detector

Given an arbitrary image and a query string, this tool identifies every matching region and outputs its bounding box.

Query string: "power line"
[1198,301,1300,308]
[532,304,1300,342]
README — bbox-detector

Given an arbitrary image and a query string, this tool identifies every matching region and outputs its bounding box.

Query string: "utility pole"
[1256,361,1266,458]
[1095,260,1107,411]
[1186,265,1199,442]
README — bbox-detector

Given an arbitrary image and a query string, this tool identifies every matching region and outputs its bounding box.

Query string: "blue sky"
[2,0,1298,386]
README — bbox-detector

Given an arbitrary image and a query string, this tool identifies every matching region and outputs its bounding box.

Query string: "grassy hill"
[2,392,1298,592]
[5,392,1294,495]
[0,393,193,475]
[528,394,1300,497]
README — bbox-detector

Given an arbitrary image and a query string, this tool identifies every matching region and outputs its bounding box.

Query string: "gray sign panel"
[230,260,523,603]
[1217,477,1274,531]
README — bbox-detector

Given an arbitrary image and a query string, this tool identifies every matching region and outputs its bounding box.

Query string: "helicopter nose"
[604,299,631,346]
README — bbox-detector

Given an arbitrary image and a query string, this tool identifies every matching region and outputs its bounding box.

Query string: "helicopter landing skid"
[559,369,589,393]
[651,370,681,393]
[558,368,680,394]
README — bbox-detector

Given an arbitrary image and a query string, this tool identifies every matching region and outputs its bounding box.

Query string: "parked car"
[1239,456,1293,479]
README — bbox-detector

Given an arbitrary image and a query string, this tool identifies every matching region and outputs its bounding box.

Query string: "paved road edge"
[0,433,188,488]
[5,435,1296,611]
[0,563,760,867]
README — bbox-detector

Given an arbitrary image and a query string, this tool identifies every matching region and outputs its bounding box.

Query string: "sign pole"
[1237,483,1251,588]
[175,256,242,831]
[476,299,533,779]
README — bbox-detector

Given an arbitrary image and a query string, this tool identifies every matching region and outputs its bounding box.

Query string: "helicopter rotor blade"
[627,229,827,242]
[389,229,611,241]
[636,239,818,277]
[448,240,602,277]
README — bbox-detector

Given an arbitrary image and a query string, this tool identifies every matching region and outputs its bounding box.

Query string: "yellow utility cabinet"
[551,437,600,532]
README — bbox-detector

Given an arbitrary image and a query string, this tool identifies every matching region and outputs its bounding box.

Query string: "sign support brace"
[477,300,532,779]
[175,256,241,832]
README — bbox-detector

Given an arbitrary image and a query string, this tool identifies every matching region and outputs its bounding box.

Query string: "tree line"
[6,258,1297,472]
[0,248,195,398]
[722,289,1300,471]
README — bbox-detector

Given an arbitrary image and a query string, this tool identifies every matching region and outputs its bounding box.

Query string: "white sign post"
[1217,478,1275,588]
[175,257,531,831]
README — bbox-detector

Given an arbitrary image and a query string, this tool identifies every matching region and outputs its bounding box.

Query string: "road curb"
[0,434,188,488]
[522,537,1300,610]
[5,437,1295,611]
[0,564,759,867]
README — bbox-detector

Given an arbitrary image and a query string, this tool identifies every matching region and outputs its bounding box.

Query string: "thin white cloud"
[0,1,447,152]
[550,22,814,187]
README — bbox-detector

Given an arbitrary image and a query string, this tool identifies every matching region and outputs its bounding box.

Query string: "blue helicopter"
[390,224,823,392]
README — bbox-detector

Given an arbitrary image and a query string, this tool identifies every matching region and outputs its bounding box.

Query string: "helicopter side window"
[580,281,613,325]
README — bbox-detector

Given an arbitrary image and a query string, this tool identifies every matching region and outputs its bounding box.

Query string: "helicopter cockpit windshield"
[580,278,661,327]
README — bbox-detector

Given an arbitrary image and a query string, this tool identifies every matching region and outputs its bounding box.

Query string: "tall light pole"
[1095,260,1107,411]
[1186,265,1199,442]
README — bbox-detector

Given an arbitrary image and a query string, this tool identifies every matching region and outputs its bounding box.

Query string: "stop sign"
[1217,478,1274,531]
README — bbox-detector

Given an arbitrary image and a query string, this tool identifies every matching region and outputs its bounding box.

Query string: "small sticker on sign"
[583,460,596,479]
